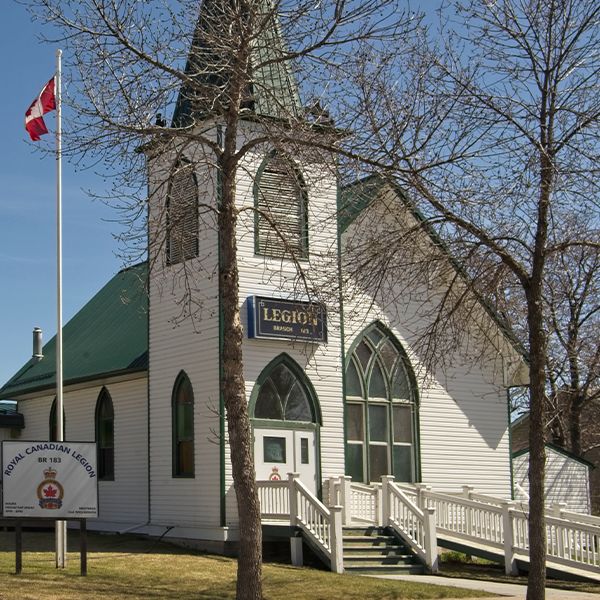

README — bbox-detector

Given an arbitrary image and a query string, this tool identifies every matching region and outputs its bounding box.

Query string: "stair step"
[343,546,411,555]
[344,563,426,574]
[343,527,387,536]
[344,554,418,564]
[342,535,398,543]
[341,525,426,574]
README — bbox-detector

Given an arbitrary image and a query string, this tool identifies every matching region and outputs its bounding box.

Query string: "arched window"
[49,398,66,442]
[255,153,308,259]
[172,371,195,477]
[253,361,317,423]
[345,323,419,484]
[166,160,199,264]
[95,388,114,481]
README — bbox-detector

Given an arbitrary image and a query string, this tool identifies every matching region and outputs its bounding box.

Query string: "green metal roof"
[172,0,301,127]
[0,263,148,400]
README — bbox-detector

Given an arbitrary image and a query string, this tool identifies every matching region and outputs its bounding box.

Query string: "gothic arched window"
[172,371,195,477]
[255,153,308,259]
[345,323,419,484]
[254,363,315,423]
[95,388,115,481]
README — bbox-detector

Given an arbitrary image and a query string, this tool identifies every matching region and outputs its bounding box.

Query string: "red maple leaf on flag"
[43,485,58,498]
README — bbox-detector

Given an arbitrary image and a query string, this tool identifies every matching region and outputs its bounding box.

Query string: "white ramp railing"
[417,486,516,574]
[419,485,600,576]
[511,507,600,575]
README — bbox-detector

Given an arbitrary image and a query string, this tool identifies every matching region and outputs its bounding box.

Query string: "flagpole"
[55,47,67,569]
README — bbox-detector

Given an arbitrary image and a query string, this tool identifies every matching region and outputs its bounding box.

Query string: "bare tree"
[544,246,600,456]
[22,1,417,598]
[336,1,600,598]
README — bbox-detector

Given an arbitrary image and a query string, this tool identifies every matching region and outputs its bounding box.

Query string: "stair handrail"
[288,473,343,574]
[381,476,439,572]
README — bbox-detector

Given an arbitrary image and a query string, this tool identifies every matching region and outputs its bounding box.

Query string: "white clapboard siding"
[11,377,149,525]
[514,446,592,514]
[148,149,222,529]
[15,393,55,441]
[342,192,514,499]
[222,145,344,526]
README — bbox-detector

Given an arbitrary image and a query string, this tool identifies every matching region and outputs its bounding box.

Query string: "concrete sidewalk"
[371,574,600,600]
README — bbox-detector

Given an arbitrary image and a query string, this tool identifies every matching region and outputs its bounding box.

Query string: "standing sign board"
[2,441,98,519]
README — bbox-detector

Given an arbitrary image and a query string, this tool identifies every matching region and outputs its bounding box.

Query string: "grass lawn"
[439,551,600,595]
[0,530,492,600]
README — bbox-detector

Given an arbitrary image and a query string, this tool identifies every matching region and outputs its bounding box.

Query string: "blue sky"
[0,5,122,386]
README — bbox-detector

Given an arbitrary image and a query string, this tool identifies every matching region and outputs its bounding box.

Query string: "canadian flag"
[25,77,56,141]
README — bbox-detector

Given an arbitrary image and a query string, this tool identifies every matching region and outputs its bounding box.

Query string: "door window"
[263,436,287,462]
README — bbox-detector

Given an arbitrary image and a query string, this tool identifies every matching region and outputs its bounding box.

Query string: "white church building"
[0,0,527,560]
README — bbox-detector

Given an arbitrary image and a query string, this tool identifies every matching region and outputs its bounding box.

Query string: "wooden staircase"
[342,526,425,574]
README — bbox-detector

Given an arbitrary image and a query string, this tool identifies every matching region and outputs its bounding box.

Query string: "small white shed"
[513,444,593,514]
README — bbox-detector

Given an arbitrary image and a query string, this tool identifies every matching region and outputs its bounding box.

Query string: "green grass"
[0,530,492,600]
[439,551,600,595]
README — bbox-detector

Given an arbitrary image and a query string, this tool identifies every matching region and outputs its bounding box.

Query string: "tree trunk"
[219,157,263,600]
[526,289,547,600]
[525,129,553,599]
[569,395,583,456]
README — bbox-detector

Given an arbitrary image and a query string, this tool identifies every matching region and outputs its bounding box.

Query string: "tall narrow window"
[49,398,66,442]
[255,153,308,258]
[172,372,195,477]
[166,161,199,264]
[95,388,115,481]
[345,323,419,484]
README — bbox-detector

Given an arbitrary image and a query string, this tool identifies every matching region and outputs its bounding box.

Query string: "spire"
[172,0,301,127]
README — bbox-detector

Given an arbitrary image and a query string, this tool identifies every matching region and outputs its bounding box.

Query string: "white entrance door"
[254,428,317,495]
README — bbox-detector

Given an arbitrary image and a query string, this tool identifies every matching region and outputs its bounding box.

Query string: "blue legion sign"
[2,441,98,518]
[247,296,327,342]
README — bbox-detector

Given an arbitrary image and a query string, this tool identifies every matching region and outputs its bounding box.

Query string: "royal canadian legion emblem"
[37,467,64,509]
[269,466,281,481]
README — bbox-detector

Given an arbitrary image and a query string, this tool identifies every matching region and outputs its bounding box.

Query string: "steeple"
[172,0,301,127]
